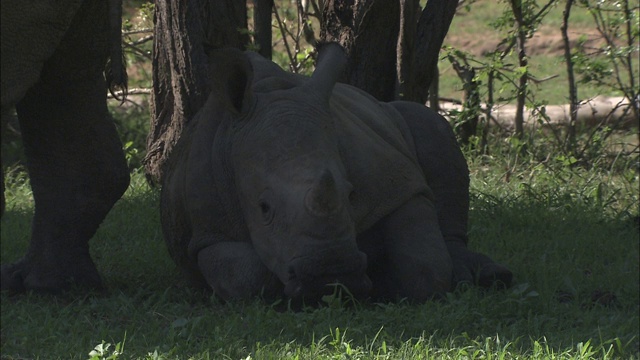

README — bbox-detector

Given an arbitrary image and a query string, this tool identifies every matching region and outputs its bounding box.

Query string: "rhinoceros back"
[329,85,431,232]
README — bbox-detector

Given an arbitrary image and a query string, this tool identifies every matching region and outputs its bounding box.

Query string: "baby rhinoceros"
[161,43,512,304]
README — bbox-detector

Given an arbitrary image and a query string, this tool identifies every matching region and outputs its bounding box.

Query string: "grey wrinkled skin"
[161,43,512,304]
[1,0,129,293]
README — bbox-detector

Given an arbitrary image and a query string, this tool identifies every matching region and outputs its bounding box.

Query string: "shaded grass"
[1,156,638,359]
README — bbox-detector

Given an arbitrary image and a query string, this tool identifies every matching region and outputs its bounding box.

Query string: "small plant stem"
[562,0,578,155]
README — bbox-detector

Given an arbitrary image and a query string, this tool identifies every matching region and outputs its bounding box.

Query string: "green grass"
[445,0,597,38]
[2,152,638,359]
[437,53,622,107]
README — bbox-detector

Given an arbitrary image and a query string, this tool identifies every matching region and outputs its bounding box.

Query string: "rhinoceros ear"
[208,48,254,115]
[309,42,347,103]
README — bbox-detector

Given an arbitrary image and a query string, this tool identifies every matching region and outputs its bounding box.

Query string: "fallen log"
[439,95,639,131]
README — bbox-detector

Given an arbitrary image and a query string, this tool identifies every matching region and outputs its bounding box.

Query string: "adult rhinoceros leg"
[197,241,282,301]
[1,1,129,292]
[4,87,129,292]
[363,195,452,302]
[390,102,512,289]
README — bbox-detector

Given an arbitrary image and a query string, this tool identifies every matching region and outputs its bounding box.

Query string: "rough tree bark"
[320,0,401,102]
[396,0,419,99]
[320,0,457,103]
[253,0,274,59]
[509,0,528,140]
[411,0,458,103]
[561,0,578,153]
[144,0,248,184]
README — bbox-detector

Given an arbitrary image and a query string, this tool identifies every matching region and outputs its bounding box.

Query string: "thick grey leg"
[197,242,282,300]
[364,196,452,301]
[3,73,129,292]
[391,102,512,288]
[1,1,129,292]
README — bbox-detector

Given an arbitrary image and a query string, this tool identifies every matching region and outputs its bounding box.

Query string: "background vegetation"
[1,0,638,358]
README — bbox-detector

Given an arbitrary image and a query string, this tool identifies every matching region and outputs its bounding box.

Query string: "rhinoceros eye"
[259,200,274,225]
[348,190,356,203]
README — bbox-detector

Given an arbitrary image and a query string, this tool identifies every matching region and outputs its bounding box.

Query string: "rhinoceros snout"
[284,251,371,302]
[284,273,372,303]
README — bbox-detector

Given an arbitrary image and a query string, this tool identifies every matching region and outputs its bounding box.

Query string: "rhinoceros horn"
[308,42,347,104]
[304,169,341,217]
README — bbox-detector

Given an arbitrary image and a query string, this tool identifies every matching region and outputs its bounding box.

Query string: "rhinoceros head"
[210,44,371,301]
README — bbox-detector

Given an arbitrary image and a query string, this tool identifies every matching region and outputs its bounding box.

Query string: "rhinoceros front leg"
[363,195,452,302]
[197,242,282,301]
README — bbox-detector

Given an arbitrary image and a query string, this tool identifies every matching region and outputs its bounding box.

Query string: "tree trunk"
[253,0,273,59]
[396,0,418,99]
[320,0,457,104]
[428,64,440,111]
[561,0,578,154]
[509,0,528,140]
[410,0,458,103]
[320,0,400,102]
[144,0,248,184]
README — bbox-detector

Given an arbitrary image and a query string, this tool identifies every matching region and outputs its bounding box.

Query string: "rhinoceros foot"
[475,261,513,289]
[1,252,103,293]
[446,242,513,289]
